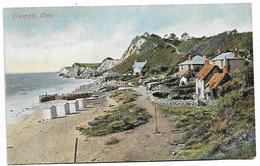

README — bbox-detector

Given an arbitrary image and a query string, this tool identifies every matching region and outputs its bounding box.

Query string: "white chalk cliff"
[59,63,98,79]
[97,58,121,73]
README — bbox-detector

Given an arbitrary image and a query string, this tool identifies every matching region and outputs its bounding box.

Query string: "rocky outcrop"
[59,63,98,79]
[206,129,255,159]
[120,34,149,61]
[97,58,121,73]
[59,56,121,79]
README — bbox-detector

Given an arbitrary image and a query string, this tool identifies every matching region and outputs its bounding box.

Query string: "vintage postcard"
[4,3,255,164]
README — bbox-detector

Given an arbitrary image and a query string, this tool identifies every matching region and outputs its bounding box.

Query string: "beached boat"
[39,92,92,103]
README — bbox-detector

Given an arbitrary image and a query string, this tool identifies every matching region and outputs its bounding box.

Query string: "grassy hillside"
[158,66,255,160]
[177,30,253,59]
[72,63,101,69]
[112,30,253,74]
[113,34,185,74]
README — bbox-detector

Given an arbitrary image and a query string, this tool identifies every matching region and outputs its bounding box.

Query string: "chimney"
[223,58,229,73]
[234,48,239,58]
[204,59,209,66]
[188,55,192,61]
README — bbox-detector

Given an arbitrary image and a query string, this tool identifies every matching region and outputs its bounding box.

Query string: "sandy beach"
[7,86,177,164]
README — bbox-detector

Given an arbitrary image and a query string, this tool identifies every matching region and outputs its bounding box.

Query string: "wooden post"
[74,137,78,163]
[154,106,160,134]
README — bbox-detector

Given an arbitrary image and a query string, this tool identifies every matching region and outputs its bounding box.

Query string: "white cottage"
[132,60,147,76]
[42,105,57,120]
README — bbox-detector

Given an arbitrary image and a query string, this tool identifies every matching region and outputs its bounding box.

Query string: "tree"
[180,32,190,41]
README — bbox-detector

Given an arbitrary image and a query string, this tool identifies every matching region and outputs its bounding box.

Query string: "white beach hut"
[42,105,57,120]
[68,100,79,114]
[76,98,87,110]
[56,103,69,117]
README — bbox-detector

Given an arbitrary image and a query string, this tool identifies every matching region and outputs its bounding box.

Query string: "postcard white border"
[0,0,259,166]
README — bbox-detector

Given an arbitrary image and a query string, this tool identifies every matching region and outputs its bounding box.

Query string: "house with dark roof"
[132,60,147,76]
[211,48,251,74]
[178,55,206,76]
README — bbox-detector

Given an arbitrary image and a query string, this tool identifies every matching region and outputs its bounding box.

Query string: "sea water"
[5,72,90,124]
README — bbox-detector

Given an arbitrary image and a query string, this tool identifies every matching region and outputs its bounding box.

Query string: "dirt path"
[76,86,176,162]
[133,85,172,134]
[7,86,177,164]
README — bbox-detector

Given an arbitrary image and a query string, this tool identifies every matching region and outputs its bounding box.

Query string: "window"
[220,60,223,67]
[188,64,191,70]
[244,61,249,66]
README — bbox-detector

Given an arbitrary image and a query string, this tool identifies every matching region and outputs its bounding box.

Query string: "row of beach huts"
[41,96,105,120]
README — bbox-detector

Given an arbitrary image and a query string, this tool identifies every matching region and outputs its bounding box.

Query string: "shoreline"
[7,75,127,125]
[6,83,176,164]
[6,77,110,164]
[6,75,95,125]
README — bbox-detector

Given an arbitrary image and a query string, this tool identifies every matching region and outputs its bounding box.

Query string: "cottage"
[195,60,221,100]
[132,60,147,76]
[206,59,232,97]
[211,48,251,74]
[178,55,206,76]
[196,58,233,101]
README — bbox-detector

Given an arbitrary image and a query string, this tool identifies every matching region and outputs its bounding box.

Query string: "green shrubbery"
[77,103,151,136]
[110,89,138,104]
[167,85,195,100]
[157,83,255,160]
[72,62,101,69]
[104,86,118,92]
[105,137,120,145]
[218,78,243,96]
[219,65,254,96]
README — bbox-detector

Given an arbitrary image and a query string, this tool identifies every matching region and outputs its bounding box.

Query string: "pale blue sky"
[4,3,252,73]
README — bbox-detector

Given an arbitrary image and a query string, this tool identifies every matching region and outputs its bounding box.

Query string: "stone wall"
[149,95,197,106]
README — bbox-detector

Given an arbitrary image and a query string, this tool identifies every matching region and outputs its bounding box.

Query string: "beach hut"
[42,105,57,120]
[76,98,87,110]
[56,103,69,117]
[68,100,79,114]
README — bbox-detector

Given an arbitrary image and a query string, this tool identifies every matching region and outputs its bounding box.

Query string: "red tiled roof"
[206,72,229,89]
[196,62,215,80]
